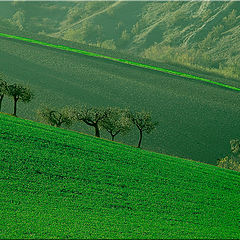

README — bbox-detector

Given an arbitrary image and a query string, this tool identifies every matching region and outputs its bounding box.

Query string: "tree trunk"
[112,130,120,141]
[0,95,3,112]
[95,124,100,137]
[13,98,18,116]
[137,130,143,148]
[56,119,62,128]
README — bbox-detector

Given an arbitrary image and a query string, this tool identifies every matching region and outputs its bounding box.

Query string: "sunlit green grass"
[0,113,239,239]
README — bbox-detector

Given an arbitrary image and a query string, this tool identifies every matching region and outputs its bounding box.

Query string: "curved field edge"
[0,112,240,239]
[0,32,239,92]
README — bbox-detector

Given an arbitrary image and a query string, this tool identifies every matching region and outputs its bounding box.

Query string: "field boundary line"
[0,32,239,92]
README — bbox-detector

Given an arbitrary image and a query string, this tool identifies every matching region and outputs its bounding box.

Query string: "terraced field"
[0,113,240,238]
[1,34,240,164]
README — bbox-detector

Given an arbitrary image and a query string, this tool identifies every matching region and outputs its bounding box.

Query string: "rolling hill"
[1,33,240,165]
[0,112,240,239]
[0,1,240,79]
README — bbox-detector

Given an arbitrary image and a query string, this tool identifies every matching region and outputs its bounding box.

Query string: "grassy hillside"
[1,35,240,165]
[1,1,239,80]
[0,112,240,239]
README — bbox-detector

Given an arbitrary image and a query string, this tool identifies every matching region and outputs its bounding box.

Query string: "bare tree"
[37,106,75,128]
[101,107,132,141]
[131,110,158,148]
[76,106,108,137]
[7,83,33,116]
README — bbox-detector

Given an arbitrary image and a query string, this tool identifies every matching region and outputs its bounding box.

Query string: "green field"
[1,33,240,165]
[1,32,239,91]
[0,113,240,239]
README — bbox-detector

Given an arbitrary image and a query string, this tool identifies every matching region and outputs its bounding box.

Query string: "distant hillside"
[1,35,240,165]
[0,112,240,239]
[0,1,239,80]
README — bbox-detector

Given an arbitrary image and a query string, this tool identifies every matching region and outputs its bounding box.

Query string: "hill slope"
[0,113,240,239]
[1,34,240,164]
[1,1,240,79]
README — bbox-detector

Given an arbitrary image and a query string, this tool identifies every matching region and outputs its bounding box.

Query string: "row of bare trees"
[1,76,158,148]
[37,105,158,148]
[0,78,33,116]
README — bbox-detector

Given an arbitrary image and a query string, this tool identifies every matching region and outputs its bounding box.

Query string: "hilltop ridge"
[1,1,239,80]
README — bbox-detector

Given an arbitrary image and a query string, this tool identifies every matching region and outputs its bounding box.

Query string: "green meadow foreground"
[0,113,240,239]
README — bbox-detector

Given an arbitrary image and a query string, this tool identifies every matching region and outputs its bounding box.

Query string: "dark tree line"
[0,74,158,148]
[0,76,33,116]
[38,105,158,148]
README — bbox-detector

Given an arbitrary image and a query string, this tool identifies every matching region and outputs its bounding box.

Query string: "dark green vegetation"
[1,34,240,165]
[0,1,240,80]
[0,112,240,239]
